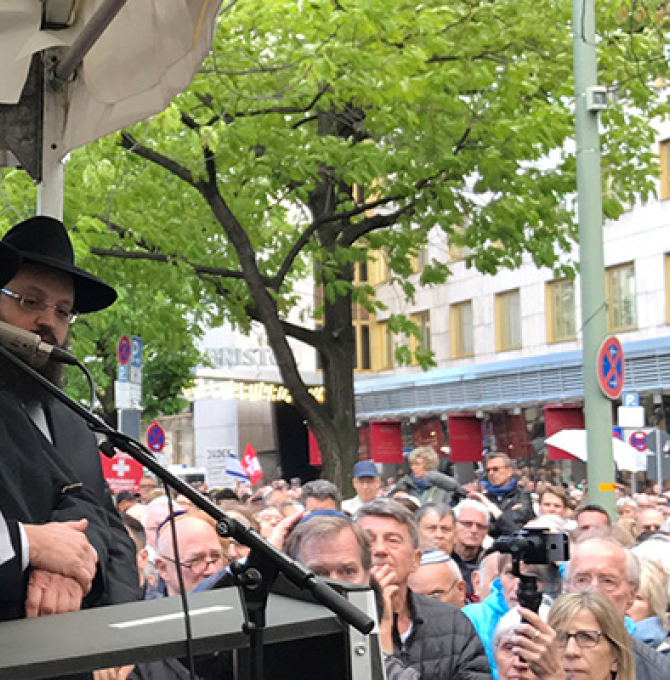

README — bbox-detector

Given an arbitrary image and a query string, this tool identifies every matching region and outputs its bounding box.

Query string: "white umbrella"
[0,0,222,159]
[545,429,648,473]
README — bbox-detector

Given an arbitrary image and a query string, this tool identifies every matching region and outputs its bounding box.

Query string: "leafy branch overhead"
[1,0,665,486]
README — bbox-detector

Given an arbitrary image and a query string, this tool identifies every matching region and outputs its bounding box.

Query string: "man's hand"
[370,564,399,653]
[24,519,97,592]
[25,570,85,618]
[267,511,304,551]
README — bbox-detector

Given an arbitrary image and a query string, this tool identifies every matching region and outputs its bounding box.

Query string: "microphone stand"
[0,346,374,680]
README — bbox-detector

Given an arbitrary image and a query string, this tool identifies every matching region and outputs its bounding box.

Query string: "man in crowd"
[138,476,158,504]
[154,515,227,597]
[574,504,611,533]
[357,498,491,680]
[480,453,534,530]
[301,479,342,511]
[637,507,664,535]
[408,549,466,608]
[463,554,560,679]
[417,503,456,554]
[342,460,382,515]
[451,499,490,602]
[568,535,670,679]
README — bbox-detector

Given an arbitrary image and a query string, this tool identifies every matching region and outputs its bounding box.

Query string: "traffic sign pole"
[656,428,663,492]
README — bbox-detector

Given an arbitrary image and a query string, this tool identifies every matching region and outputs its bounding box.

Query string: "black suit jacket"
[0,517,25,620]
[44,398,140,605]
[0,388,140,620]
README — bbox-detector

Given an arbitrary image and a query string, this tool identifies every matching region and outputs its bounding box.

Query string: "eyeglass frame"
[569,572,622,593]
[159,552,228,572]
[555,629,605,649]
[0,288,77,323]
[457,519,489,532]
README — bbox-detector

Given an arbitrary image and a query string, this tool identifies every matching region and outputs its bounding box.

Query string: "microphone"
[0,320,77,365]
[424,470,467,497]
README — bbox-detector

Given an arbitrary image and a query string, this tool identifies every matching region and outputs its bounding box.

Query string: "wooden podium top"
[0,588,344,679]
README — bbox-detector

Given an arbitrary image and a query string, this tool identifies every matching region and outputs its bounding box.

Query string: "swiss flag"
[241,443,263,484]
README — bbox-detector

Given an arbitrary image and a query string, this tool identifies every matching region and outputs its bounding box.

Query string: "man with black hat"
[0,216,139,618]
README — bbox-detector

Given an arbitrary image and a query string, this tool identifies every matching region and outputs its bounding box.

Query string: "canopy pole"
[53,0,128,82]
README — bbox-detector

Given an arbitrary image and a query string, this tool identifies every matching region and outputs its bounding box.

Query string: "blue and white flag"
[225,450,250,482]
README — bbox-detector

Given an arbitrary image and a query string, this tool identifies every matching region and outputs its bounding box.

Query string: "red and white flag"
[241,443,263,484]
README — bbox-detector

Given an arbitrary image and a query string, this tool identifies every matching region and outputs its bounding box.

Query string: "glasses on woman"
[555,630,604,648]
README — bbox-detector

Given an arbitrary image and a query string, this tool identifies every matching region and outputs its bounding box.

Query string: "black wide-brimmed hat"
[0,241,21,288]
[2,216,117,313]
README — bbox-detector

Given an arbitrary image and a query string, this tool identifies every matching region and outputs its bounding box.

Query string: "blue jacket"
[462,578,509,680]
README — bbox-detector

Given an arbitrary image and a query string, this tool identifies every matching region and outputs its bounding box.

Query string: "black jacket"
[484,481,535,534]
[393,590,491,680]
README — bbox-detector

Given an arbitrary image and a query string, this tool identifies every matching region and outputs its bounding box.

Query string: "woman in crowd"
[512,591,635,680]
[628,557,670,649]
[393,446,459,505]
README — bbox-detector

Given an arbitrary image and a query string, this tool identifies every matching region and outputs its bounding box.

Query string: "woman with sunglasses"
[511,591,635,680]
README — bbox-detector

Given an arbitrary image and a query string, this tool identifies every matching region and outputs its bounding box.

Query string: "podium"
[0,586,382,680]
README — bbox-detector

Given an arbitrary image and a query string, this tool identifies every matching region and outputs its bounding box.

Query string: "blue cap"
[353,460,379,478]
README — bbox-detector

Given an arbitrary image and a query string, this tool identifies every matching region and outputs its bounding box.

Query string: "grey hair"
[355,497,420,549]
[570,536,641,588]
[485,452,513,468]
[416,502,454,524]
[301,480,342,507]
[453,498,490,524]
[285,515,371,573]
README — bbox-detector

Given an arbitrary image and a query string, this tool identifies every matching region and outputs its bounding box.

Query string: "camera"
[491,528,569,565]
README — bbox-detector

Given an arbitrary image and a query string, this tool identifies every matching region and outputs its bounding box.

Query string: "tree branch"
[120,133,196,186]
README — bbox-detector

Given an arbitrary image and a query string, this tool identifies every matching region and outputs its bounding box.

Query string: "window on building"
[665,254,670,324]
[495,289,521,351]
[450,301,474,358]
[606,263,637,332]
[660,139,670,201]
[546,279,576,343]
[376,321,395,370]
[410,311,431,364]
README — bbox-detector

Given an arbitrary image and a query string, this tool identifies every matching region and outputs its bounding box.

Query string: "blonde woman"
[510,591,635,680]
[394,446,453,505]
[628,557,669,650]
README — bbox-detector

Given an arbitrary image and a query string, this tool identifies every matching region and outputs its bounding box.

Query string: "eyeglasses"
[570,573,621,593]
[160,552,228,572]
[457,519,489,531]
[1,288,76,323]
[555,630,604,649]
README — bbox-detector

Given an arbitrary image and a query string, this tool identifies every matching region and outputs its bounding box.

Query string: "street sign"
[117,335,131,366]
[114,381,141,410]
[596,336,625,400]
[622,392,639,407]
[628,430,649,452]
[147,421,166,453]
[130,336,143,368]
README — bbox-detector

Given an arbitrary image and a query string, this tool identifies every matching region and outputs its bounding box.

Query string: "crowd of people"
[112,447,670,680]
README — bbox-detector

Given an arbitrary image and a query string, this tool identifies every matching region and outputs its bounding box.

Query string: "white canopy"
[0,0,221,156]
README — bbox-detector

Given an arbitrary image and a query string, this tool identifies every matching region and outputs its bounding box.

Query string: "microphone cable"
[161,488,198,680]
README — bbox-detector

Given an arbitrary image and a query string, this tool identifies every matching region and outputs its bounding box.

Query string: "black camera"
[491,528,569,565]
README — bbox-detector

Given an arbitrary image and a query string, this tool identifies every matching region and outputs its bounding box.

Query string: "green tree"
[0,169,206,423]
[3,0,669,489]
